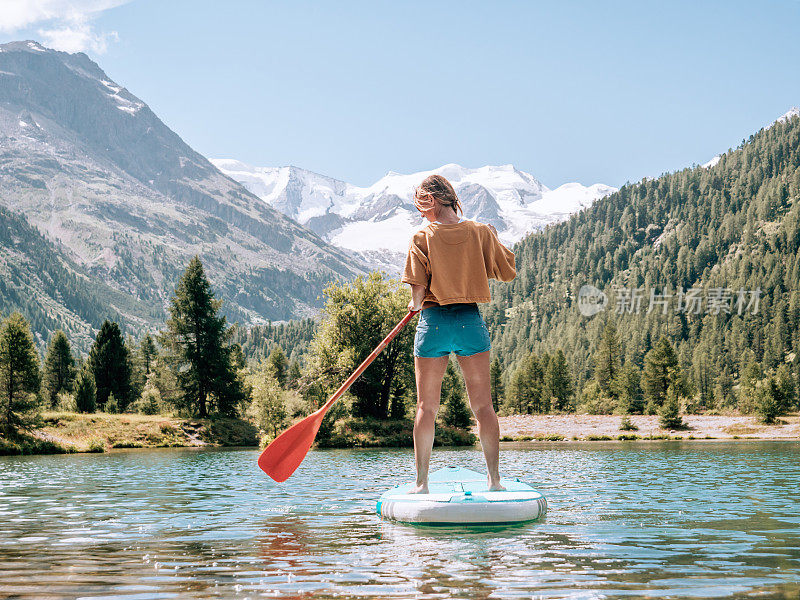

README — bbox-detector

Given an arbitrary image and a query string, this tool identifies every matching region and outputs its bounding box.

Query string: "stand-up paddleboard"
[376,466,547,525]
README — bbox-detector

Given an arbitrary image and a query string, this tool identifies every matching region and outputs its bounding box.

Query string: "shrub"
[55,391,76,412]
[87,438,106,453]
[619,416,638,431]
[105,394,119,414]
[577,381,616,414]
[133,380,162,415]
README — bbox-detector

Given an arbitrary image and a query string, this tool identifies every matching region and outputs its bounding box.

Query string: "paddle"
[258,309,420,482]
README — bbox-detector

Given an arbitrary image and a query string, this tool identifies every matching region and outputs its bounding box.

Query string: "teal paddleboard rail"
[377,466,547,525]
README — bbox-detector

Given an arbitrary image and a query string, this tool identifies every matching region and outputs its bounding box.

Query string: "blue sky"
[2,1,799,188]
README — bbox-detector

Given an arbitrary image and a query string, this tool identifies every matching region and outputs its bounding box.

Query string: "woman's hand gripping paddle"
[258,309,419,482]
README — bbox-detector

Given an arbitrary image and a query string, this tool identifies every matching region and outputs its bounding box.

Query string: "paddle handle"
[319,309,419,414]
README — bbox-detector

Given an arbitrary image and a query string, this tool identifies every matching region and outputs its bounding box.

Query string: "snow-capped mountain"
[212,159,617,273]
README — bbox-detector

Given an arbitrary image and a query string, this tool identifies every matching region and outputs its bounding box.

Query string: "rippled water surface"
[1,442,799,599]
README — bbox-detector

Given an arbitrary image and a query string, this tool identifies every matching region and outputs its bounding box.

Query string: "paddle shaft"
[258,308,421,481]
[318,309,419,414]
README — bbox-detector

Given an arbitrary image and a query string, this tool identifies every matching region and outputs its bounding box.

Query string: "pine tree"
[738,359,763,413]
[287,360,301,389]
[505,352,546,414]
[658,384,684,429]
[642,337,680,414]
[489,357,504,411]
[754,376,782,425]
[546,349,574,412]
[774,364,797,412]
[0,313,41,433]
[615,362,644,414]
[140,333,157,376]
[159,256,245,417]
[268,346,289,387]
[230,343,246,371]
[42,330,76,409]
[594,321,622,398]
[88,320,132,411]
[439,359,473,429]
[713,366,735,409]
[130,332,157,402]
[74,367,97,413]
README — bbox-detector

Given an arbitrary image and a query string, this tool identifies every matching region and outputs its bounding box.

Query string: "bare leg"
[409,354,449,494]
[455,350,505,490]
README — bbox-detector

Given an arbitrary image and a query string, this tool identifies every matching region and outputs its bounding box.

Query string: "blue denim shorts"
[413,303,491,358]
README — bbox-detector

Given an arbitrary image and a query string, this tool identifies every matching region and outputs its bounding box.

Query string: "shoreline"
[4,412,799,457]
[490,413,800,442]
[0,412,259,455]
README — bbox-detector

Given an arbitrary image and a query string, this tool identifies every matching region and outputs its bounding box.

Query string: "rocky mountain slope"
[0,41,368,346]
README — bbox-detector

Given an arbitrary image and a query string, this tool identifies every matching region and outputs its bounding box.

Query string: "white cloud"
[0,0,130,53]
[39,21,120,54]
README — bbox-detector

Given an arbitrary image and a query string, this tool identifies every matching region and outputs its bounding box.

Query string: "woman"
[401,174,517,493]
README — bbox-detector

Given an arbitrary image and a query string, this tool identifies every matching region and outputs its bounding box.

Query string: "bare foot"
[408,483,429,494]
[488,476,506,491]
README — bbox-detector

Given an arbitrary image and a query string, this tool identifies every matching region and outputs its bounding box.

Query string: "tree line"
[0,259,476,445]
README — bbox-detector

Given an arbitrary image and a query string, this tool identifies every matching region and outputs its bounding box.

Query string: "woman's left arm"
[408,284,426,312]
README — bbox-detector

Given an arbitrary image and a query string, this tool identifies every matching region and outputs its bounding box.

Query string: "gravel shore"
[487,413,800,441]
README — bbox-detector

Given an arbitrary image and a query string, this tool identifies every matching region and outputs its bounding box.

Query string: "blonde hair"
[413,174,463,219]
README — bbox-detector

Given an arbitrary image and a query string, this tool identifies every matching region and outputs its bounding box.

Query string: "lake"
[1,442,799,599]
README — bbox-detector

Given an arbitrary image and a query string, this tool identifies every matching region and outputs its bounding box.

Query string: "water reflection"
[0,442,799,598]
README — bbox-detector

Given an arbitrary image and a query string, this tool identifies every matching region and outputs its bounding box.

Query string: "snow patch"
[702,155,721,169]
[99,78,143,115]
[768,107,799,129]
[27,42,46,52]
[329,209,424,253]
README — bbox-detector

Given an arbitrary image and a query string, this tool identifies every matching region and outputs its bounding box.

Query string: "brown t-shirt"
[401,220,516,305]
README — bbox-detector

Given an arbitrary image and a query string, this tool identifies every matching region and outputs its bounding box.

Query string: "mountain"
[211,159,617,273]
[0,41,368,346]
[0,202,161,354]
[482,109,800,407]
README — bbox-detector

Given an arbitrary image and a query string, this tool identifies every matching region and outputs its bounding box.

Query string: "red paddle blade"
[257,409,325,482]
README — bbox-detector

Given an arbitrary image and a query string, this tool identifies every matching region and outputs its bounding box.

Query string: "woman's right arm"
[483,223,516,282]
